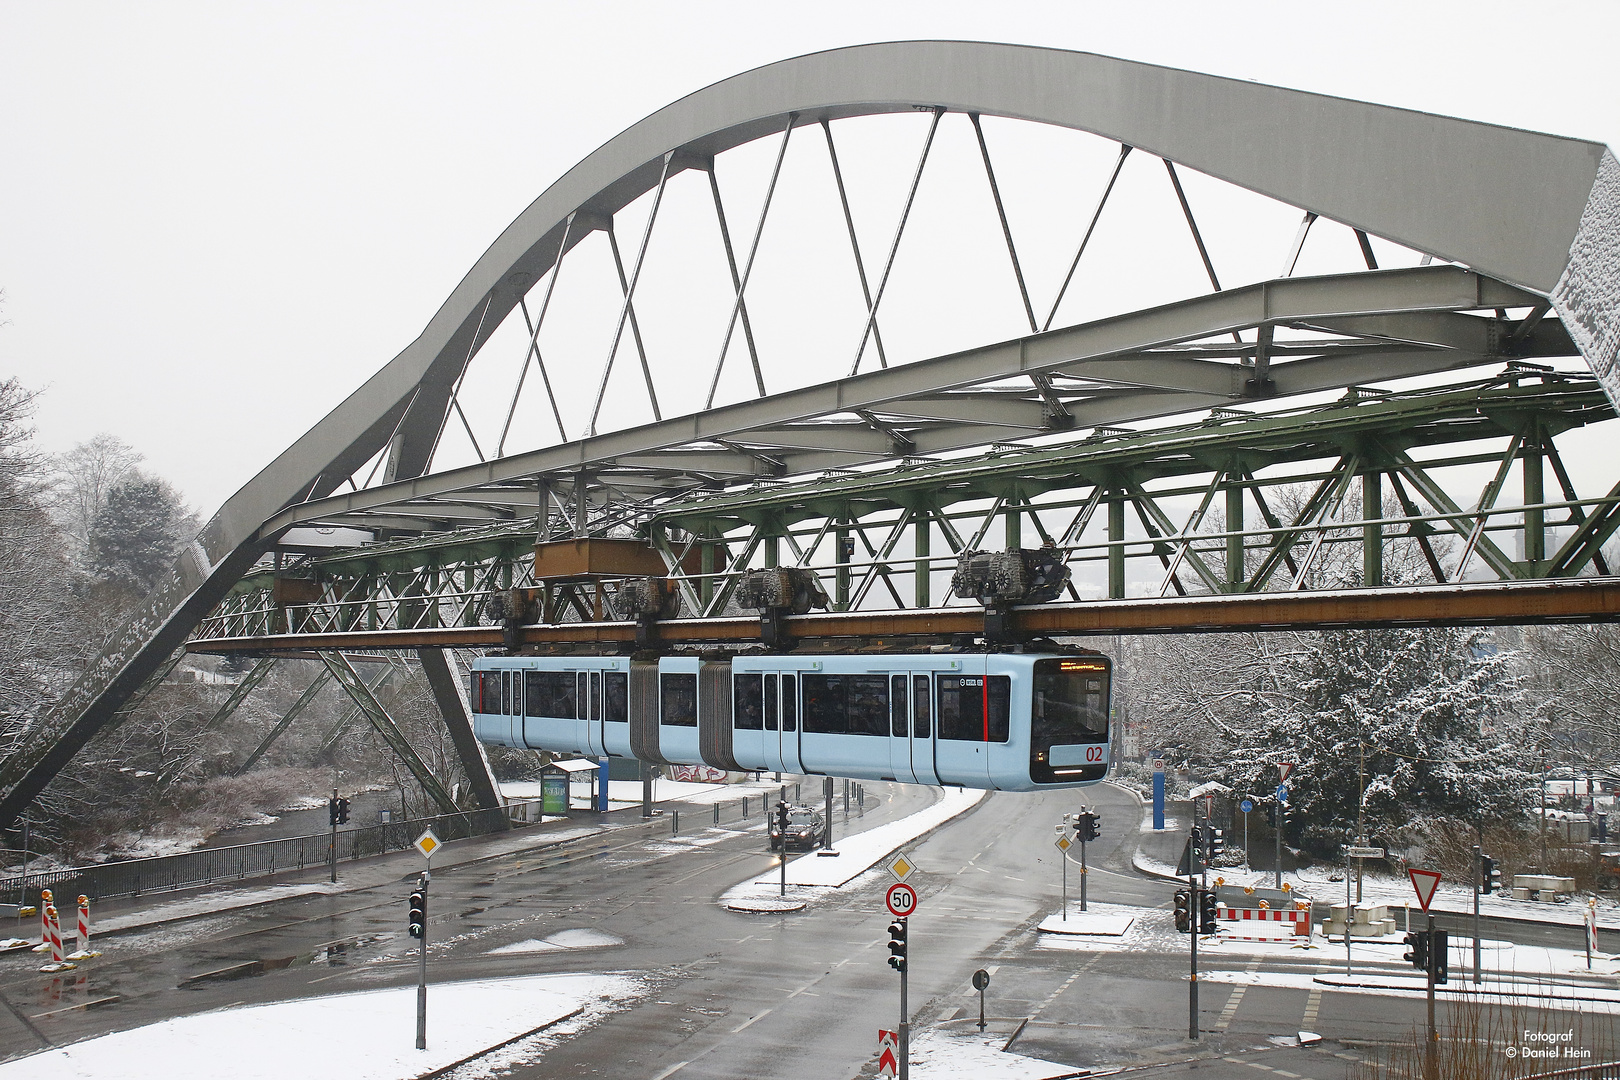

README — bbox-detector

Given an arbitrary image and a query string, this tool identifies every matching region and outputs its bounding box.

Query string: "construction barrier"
[66,895,100,960]
[1218,904,1312,941]
[38,904,75,973]
[31,888,53,952]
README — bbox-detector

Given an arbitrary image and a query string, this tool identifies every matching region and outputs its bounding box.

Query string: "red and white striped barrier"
[38,904,76,972]
[66,895,100,960]
[31,888,53,953]
[1218,905,1312,940]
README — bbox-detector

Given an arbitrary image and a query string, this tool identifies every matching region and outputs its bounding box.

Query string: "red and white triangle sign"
[877,1030,899,1076]
[1279,762,1296,783]
[1408,868,1442,912]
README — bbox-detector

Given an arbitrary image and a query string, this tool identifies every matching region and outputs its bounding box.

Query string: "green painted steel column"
[835,522,851,611]
[913,513,930,608]
[1524,421,1545,569]
[764,533,779,569]
[1108,492,1126,600]
[1225,475,1245,591]
[1005,500,1022,550]
[700,531,715,610]
[1363,471,1383,587]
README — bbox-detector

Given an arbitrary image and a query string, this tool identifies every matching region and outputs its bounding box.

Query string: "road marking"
[649,1060,691,1080]
[731,1010,771,1033]
[1215,957,1262,1031]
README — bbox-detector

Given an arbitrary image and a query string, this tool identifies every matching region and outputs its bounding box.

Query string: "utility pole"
[1472,841,1483,985]
[328,788,339,884]
[1424,913,1438,1080]
[1187,827,1201,1041]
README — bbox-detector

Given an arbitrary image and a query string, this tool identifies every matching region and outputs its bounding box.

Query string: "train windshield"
[1029,658,1110,785]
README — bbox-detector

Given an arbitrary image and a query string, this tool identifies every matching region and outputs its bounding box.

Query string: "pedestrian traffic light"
[335,797,350,825]
[1199,891,1219,935]
[1173,890,1192,933]
[408,890,426,939]
[1431,929,1449,984]
[886,919,908,972]
[1402,930,1429,973]
[1481,854,1501,894]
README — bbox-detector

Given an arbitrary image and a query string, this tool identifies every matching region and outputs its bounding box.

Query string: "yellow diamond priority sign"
[886,851,916,882]
[414,829,440,860]
[1055,835,1072,852]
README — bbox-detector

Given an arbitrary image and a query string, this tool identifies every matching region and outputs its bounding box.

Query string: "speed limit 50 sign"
[885,882,918,917]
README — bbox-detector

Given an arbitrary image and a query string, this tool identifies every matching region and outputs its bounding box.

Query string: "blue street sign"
[1275,784,1289,803]
[1240,799,1254,813]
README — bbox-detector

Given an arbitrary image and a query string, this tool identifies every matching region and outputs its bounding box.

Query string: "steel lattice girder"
[5,42,1619,833]
[184,372,1618,643]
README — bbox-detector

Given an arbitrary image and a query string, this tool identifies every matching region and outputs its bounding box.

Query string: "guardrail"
[0,800,543,908]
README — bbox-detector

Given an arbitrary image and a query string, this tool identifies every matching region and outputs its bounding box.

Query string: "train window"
[525,671,576,718]
[782,675,797,731]
[503,672,514,716]
[734,674,765,730]
[764,675,779,731]
[591,671,601,721]
[890,675,908,737]
[802,674,888,735]
[937,676,1011,742]
[912,675,931,739]
[472,671,487,712]
[1031,660,1109,743]
[604,671,627,723]
[578,672,588,717]
[660,673,698,727]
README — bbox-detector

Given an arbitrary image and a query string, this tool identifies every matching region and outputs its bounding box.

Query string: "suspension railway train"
[470,651,1112,790]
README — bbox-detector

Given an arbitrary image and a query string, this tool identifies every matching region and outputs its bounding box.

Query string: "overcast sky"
[3,1,1617,517]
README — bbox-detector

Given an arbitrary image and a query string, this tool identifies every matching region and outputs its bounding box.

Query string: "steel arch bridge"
[8,41,1620,831]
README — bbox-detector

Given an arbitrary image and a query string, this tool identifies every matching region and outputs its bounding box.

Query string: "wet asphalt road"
[0,780,1609,1079]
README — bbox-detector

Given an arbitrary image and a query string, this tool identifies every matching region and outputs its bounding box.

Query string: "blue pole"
[597,757,610,812]
[1153,770,1166,831]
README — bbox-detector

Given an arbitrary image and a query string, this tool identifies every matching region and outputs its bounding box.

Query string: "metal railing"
[0,800,544,909]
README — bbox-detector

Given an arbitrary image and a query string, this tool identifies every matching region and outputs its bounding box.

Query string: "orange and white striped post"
[32,888,53,952]
[66,895,100,960]
[37,904,75,972]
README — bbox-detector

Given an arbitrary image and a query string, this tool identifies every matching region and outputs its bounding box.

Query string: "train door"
[582,669,605,757]
[888,675,918,784]
[505,670,521,747]
[731,669,767,771]
[776,671,803,773]
[933,656,993,787]
[909,671,940,786]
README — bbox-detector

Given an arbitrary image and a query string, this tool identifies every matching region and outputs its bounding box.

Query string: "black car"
[768,805,827,852]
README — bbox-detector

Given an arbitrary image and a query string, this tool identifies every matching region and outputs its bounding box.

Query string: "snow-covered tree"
[1219,624,1533,850]
[86,472,194,600]
[48,433,142,567]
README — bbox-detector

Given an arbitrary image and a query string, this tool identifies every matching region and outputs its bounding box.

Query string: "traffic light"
[335,797,350,825]
[1481,854,1501,894]
[1199,890,1219,934]
[886,919,908,972]
[1074,811,1100,842]
[1190,828,1204,859]
[1402,930,1429,973]
[1264,804,1277,826]
[1432,929,1448,984]
[328,797,340,827]
[408,890,426,939]
[1173,890,1192,933]
[776,800,789,837]
[1206,827,1224,861]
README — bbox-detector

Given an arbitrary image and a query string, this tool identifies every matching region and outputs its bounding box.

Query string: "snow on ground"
[0,972,647,1080]
[486,928,623,954]
[1036,902,1135,936]
[1289,863,1620,929]
[722,787,986,907]
[908,1026,1084,1079]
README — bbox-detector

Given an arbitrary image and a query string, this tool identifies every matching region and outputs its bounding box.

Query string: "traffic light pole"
[1187,873,1199,1040]
[1079,837,1088,912]
[1424,913,1437,1080]
[417,871,429,1051]
[1472,844,1482,986]
[329,788,338,884]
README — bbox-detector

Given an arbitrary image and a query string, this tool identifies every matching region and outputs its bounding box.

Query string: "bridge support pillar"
[1363,470,1383,587]
[1225,475,1245,590]
[417,649,505,822]
[913,514,930,608]
[1524,420,1545,569]
[1108,492,1126,600]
